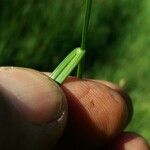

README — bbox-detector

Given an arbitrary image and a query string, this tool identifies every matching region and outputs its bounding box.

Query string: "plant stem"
[77,0,92,78]
[81,0,92,50]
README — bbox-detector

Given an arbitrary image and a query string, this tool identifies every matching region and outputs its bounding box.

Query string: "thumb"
[0,67,67,149]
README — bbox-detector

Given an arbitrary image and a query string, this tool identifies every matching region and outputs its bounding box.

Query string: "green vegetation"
[0,0,150,141]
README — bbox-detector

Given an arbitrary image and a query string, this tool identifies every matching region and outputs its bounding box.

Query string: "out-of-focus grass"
[0,0,150,142]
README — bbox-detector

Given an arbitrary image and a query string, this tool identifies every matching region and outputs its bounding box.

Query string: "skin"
[0,67,67,149]
[0,67,149,150]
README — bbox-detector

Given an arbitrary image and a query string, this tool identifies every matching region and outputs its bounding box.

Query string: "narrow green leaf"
[51,48,85,84]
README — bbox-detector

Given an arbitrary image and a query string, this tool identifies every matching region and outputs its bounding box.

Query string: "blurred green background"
[0,0,150,142]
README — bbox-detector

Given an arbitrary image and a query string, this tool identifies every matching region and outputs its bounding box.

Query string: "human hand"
[0,67,149,150]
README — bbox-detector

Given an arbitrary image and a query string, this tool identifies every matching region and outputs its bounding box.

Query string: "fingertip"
[109,132,150,150]
[61,78,130,147]
[0,67,67,124]
[97,80,133,126]
[0,67,69,149]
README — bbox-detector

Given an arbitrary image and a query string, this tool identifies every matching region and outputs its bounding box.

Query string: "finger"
[107,132,150,150]
[0,67,67,149]
[94,80,133,125]
[59,78,132,148]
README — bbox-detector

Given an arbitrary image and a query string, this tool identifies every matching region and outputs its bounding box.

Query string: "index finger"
[61,78,132,148]
[45,73,133,148]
